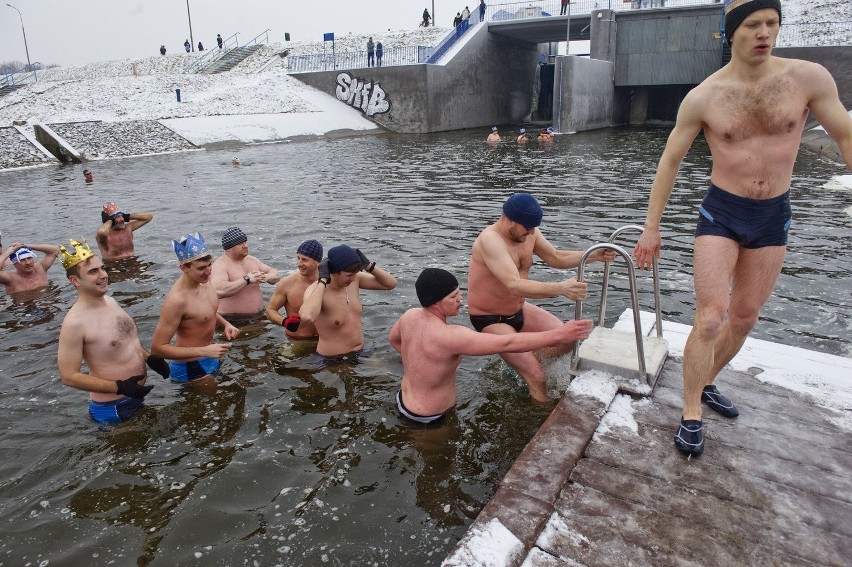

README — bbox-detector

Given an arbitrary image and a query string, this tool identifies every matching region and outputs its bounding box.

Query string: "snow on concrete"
[565,370,619,406]
[442,518,525,567]
[614,309,852,433]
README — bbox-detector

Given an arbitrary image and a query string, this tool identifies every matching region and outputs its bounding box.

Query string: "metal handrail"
[597,225,662,337]
[185,32,240,74]
[572,242,648,378]
[243,29,271,48]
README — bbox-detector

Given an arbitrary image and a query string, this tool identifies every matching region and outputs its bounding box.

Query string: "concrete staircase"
[0,84,24,98]
[200,45,263,74]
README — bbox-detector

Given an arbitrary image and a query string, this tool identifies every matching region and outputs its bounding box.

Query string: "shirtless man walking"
[300,244,397,361]
[266,239,323,340]
[211,227,280,320]
[95,201,154,260]
[468,193,612,402]
[389,268,594,427]
[56,239,169,423]
[151,233,240,385]
[0,241,60,295]
[633,0,852,457]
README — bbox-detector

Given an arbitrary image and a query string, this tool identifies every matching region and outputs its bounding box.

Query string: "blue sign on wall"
[323,33,334,42]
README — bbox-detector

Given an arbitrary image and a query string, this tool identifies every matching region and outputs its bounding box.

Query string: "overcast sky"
[1,0,465,67]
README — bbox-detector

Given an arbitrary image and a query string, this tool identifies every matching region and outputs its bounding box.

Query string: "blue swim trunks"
[169,357,220,383]
[89,397,144,424]
[696,183,792,248]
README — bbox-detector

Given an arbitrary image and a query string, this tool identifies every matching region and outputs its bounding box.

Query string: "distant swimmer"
[210,226,280,320]
[537,127,554,142]
[56,239,169,424]
[0,241,60,296]
[389,268,593,427]
[487,126,501,143]
[83,169,93,183]
[151,233,239,386]
[232,156,240,166]
[95,201,153,260]
[300,244,396,362]
[517,128,530,144]
[467,193,614,402]
[266,239,324,340]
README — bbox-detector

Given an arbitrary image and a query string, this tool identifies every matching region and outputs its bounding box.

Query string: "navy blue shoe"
[674,418,704,456]
[702,385,739,418]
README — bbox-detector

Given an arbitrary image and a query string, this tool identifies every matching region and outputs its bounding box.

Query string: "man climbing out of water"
[389,268,594,427]
[151,233,239,385]
[0,241,60,295]
[266,239,324,341]
[56,239,169,424]
[300,244,396,363]
[210,226,280,321]
[95,201,153,260]
[633,0,852,457]
[467,193,614,402]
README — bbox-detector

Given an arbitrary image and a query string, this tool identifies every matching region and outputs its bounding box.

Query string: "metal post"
[6,3,33,78]
[186,0,195,52]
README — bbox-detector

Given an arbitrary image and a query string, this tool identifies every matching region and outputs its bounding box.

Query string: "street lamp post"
[6,3,34,77]
[186,0,195,52]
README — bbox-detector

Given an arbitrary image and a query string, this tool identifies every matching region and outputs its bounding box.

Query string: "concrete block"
[576,326,668,392]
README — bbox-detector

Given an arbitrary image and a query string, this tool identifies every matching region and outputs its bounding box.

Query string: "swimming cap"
[222,227,247,250]
[546,127,553,133]
[519,128,526,134]
[491,126,498,132]
[297,239,323,262]
[502,193,543,228]
[327,244,361,273]
[415,268,459,307]
[724,0,781,44]
[10,247,36,264]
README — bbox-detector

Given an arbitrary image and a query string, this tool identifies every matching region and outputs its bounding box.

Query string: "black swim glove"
[283,314,301,332]
[101,211,110,223]
[318,258,330,284]
[146,354,170,379]
[115,375,153,399]
[355,249,375,272]
[122,213,132,223]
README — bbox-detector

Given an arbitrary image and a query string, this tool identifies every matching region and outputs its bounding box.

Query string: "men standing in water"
[467,193,613,402]
[389,268,594,427]
[151,233,239,384]
[0,242,60,295]
[211,227,280,320]
[266,239,323,340]
[633,0,852,457]
[300,244,397,361]
[56,239,169,424]
[487,127,501,142]
[95,201,153,260]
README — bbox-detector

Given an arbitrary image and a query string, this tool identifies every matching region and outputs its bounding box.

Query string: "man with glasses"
[467,193,612,402]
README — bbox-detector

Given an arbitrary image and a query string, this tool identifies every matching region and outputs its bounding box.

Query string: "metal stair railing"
[242,29,271,48]
[571,225,664,379]
[185,32,240,74]
[425,18,473,64]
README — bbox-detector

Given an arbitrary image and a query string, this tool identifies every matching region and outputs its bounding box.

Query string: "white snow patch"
[442,518,524,567]
[535,512,589,550]
[566,370,619,405]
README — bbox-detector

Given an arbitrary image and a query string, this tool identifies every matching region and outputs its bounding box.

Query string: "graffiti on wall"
[335,73,390,117]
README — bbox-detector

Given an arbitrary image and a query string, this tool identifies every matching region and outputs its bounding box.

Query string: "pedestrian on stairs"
[184,39,191,53]
[198,41,204,51]
[217,34,223,49]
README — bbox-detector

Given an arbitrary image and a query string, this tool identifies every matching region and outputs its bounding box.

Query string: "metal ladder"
[570,225,667,389]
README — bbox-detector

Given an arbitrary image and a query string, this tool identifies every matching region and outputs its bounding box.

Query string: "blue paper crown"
[173,232,209,264]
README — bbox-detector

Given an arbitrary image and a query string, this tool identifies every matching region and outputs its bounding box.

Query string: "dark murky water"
[0,128,849,566]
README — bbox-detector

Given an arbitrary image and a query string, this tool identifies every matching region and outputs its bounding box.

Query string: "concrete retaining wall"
[614,5,723,87]
[292,24,539,134]
[553,56,614,133]
[775,46,852,110]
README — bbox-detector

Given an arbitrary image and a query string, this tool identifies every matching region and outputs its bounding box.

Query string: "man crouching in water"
[389,268,593,427]
[57,239,169,424]
[151,233,239,387]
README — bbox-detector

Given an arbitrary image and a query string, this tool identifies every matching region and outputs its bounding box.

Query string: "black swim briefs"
[696,183,792,249]
[469,308,525,332]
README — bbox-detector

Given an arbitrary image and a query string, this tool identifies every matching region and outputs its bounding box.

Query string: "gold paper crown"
[59,239,94,271]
